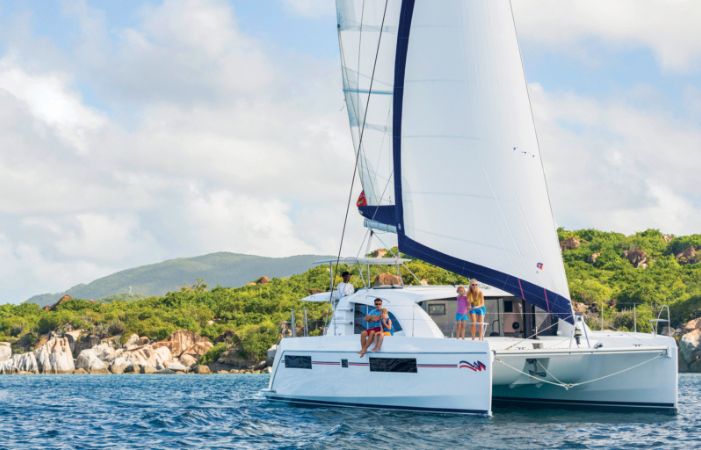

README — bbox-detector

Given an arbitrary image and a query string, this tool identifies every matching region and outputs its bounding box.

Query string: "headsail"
[336,0,401,231]
[391,0,574,322]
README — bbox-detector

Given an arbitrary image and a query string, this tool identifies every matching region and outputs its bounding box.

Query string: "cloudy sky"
[0,0,699,303]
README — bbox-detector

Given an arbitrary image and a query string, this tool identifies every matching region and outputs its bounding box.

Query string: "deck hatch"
[285,355,312,369]
[369,358,418,373]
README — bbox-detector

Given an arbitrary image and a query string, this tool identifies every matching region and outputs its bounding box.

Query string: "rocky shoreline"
[3,317,700,375]
[0,330,270,375]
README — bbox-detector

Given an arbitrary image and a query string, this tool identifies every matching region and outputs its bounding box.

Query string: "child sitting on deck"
[381,308,393,337]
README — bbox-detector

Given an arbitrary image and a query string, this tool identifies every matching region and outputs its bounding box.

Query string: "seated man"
[358,298,384,357]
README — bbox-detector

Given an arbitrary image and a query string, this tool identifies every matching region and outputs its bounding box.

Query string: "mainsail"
[336,0,574,322]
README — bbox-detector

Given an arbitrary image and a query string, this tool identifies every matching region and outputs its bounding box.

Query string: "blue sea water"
[0,374,699,449]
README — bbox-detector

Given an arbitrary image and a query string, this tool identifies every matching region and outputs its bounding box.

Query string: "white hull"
[265,333,677,414]
[491,334,678,411]
[265,336,493,415]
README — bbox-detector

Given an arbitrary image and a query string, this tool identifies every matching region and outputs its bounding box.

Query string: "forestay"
[392,0,574,322]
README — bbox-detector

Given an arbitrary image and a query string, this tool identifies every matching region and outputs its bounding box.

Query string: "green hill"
[25,252,330,306]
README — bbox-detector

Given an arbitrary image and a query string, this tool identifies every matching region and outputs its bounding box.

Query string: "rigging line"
[331,0,390,298]
[509,0,573,318]
[494,352,665,391]
[504,318,561,350]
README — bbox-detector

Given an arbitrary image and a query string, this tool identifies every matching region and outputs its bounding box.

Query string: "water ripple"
[0,374,699,448]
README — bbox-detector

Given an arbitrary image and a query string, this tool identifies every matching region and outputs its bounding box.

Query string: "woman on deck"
[468,280,486,341]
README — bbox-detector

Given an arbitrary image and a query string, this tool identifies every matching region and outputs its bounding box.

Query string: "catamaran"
[263,0,678,414]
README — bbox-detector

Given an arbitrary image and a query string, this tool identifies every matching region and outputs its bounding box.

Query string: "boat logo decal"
[458,360,487,372]
[536,262,544,271]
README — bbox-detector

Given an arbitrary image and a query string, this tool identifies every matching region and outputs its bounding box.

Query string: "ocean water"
[0,374,699,449]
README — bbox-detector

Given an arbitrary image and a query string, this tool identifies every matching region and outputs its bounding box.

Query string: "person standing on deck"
[455,285,470,339]
[336,271,355,299]
[468,280,486,341]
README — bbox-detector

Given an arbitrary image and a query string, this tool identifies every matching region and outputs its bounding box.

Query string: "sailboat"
[263,0,678,414]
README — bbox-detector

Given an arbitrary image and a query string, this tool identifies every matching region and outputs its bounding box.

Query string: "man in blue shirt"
[358,298,384,357]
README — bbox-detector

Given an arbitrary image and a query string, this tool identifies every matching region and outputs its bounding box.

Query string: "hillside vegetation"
[1,229,700,362]
[24,252,328,306]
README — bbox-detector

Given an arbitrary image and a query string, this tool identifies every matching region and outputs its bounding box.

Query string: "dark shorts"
[366,327,382,333]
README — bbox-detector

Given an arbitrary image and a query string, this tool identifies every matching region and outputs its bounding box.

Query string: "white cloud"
[530,83,701,234]
[0,57,105,153]
[512,0,701,72]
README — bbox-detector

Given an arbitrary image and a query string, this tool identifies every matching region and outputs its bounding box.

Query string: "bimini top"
[314,257,411,266]
[302,283,513,303]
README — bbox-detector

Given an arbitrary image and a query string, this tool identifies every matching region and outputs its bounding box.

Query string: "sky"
[0,0,700,303]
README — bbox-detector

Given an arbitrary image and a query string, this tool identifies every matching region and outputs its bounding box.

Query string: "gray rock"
[165,361,188,372]
[124,333,142,350]
[0,342,11,363]
[35,336,75,374]
[0,352,39,374]
[266,345,277,366]
[76,349,109,373]
[680,329,701,368]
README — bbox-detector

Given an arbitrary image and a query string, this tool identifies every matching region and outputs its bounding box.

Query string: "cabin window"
[353,304,403,334]
[284,355,312,369]
[428,303,446,316]
[369,357,417,373]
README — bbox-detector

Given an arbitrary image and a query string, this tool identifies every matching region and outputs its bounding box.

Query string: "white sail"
[393,0,572,319]
[336,0,401,209]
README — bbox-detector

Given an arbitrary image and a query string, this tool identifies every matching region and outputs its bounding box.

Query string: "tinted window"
[428,303,446,315]
[284,355,312,369]
[369,358,417,373]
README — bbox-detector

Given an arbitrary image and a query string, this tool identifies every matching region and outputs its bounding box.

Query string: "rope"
[330,0,390,302]
[494,351,666,390]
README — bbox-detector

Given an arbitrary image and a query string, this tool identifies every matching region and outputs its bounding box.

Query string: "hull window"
[284,355,312,369]
[369,358,417,373]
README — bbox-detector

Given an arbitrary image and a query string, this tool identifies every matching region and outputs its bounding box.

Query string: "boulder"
[76,349,109,374]
[140,365,157,374]
[35,336,75,374]
[266,345,277,366]
[216,370,229,375]
[680,329,701,372]
[0,352,39,374]
[154,330,213,358]
[372,273,402,287]
[0,342,11,362]
[587,252,601,264]
[560,236,580,250]
[624,248,648,268]
[109,356,131,374]
[124,334,142,350]
[64,330,83,355]
[683,318,701,333]
[179,354,197,368]
[93,343,118,364]
[217,349,256,369]
[73,368,88,375]
[676,247,700,265]
[194,365,211,374]
[166,361,188,372]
